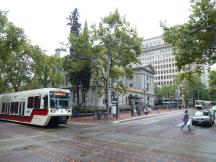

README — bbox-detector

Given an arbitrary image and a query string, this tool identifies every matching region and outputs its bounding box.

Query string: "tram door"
[42,94,48,109]
[19,102,25,116]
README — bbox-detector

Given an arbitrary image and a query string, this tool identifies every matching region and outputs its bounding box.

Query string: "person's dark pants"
[181,121,191,131]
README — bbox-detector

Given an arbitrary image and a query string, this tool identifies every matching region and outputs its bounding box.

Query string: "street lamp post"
[105,50,112,120]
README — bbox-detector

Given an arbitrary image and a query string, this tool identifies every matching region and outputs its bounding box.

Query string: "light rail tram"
[0,88,72,126]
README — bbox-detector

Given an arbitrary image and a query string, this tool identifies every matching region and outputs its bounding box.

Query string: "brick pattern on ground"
[70,109,179,124]
[0,136,199,162]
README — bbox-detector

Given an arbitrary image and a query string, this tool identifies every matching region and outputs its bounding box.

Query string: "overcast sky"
[0,0,191,54]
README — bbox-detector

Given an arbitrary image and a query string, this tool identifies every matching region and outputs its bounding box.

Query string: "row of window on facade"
[154,64,176,70]
[141,57,174,63]
[142,49,172,56]
[155,69,177,75]
[155,81,174,86]
[143,62,176,67]
[129,75,150,81]
[143,40,164,48]
[155,75,175,80]
[129,83,150,92]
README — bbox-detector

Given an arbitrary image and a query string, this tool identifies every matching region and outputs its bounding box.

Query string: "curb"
[112,109,184,124]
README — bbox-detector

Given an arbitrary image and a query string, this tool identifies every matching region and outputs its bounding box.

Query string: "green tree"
[91,9,142,116]
[0,10,57,92]
[0,11,9,92]
[154,86,164,100]
[42,55,64,88]
[24,45,45,89]
[208,70,216,100]
[154,85,177,100]
[64,9,92,110]
[162,0,216,72]
[0,18,35,92]
[174,73,209,106]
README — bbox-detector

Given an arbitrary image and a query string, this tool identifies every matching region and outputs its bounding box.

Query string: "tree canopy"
[64,9,92,110]
[0,11,44,92]
[90,9,142,115]
[91,9,142,91]
[208,70,216,100]
[0,10,64,92]
[162,0,216,72]
[154,85,177,100]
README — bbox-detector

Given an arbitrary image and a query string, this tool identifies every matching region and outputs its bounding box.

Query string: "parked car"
[192,109,215,126]
[212,105,216,112]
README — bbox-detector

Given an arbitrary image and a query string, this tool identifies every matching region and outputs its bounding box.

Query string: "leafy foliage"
[208,70,216,100]
[0,11,39,92]
[0,10,63,92]
[64,9,92,109]
[91,9,142,92]
[154,85,177,100]
[89,9,142,114]
[174,73,209,105]
[162,0,216,72]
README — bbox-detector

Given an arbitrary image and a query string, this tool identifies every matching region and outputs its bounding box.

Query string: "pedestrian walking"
[181,110,191,131]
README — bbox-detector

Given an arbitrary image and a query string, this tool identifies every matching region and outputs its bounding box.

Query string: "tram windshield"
[50,91,70,109]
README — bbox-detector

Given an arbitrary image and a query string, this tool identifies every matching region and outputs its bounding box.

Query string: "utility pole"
[106,50,112,120]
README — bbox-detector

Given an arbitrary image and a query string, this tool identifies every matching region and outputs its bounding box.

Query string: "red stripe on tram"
[0,109,49,123]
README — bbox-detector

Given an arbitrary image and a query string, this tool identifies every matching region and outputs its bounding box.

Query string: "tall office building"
[140,36,209,88]
[140,36,177,87]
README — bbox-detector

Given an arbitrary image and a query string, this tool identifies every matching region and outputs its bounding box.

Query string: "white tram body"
[0,88,72,126]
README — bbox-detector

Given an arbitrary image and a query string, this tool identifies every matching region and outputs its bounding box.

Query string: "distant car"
[212,105,216,112]
[192,109,215,126]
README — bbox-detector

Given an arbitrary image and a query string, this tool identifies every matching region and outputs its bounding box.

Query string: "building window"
[147,83,149,92]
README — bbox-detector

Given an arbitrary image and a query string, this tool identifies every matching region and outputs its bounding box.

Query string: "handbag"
[177,122,184,127]
[187,119,192,126]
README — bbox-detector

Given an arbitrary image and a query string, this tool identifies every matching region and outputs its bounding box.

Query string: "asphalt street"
[0,110,216,162]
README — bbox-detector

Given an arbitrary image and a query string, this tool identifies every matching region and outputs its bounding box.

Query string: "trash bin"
[103,112,108,120]
[75,111,80,118]
[112,101,117,117]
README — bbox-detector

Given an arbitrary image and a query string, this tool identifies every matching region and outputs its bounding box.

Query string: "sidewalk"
[69,108,183,125]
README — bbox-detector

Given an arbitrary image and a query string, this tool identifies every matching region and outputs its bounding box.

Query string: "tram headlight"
[50,109,56,113]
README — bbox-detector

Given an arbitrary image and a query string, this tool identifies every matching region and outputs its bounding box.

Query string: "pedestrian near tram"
[181,110,191,131]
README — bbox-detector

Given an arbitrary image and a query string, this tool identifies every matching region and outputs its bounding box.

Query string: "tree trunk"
[76,81,80,111]
[106,81,109,120]
[83,91,86,109]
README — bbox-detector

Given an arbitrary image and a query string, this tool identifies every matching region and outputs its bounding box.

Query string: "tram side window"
[7,103,10,114]
[34,96,41,109]
[10,102,15,114]
[43,95,48,109]
[27,97,34,108]
[27,96,41,109]
[1,103,5,114]
[14,102,19,114]
[9,102,19,115]
[22,102,25,116]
